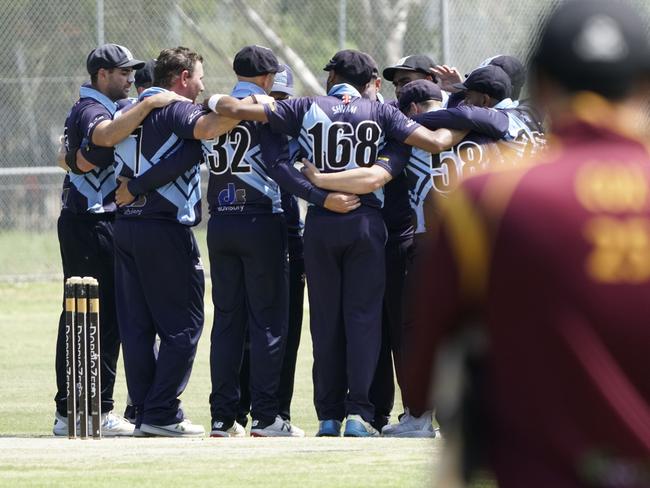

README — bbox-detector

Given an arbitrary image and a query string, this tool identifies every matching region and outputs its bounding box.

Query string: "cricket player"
[370,54,447,432]
[134,59,156,94]
[110,46,242,437]
[405,0,650,485]
[269,65,307,427]
[206,49,464,437]
[436,54,546,160]
[204,46,302,438]
[382,54,439,100]
[361,66,416,432]
[301,75,545,436]
[436,54,526,109]
[53,43,185,437]
[122,57,160,424]
[237,64,307,430]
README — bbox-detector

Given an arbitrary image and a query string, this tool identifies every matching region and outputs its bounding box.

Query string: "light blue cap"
[271,64,294,96]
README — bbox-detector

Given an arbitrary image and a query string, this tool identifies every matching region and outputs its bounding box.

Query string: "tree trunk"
[233,1,326,95]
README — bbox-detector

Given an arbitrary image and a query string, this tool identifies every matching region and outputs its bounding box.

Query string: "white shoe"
[100,411,135,437]
[140,418,205,437]
[210,420,246,438]
[53,411,134,437]
[52,412,71,436]
[381,410,436,438]
[250,415,304,437]
[285,420,305,437]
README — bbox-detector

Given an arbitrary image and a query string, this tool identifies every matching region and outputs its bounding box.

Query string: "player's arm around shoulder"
[195,94,276,139]
[206,94,271,122]
[91,91,190,147]
[380,102,467,155]
[405,126,468,155]
[192,110,239,140]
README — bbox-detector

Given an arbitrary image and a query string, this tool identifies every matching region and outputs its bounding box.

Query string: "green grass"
[0,229,210,281]
[0,281,439,487]
[0,231,61,279]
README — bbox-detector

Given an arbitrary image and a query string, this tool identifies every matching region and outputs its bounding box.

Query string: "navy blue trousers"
[369,235,414,428]
[277,247,305,420]
[304,207,386,423]
[54,213,120,416]
[113,219,204,426]
[238,236,305,424]
[208,213,288,426]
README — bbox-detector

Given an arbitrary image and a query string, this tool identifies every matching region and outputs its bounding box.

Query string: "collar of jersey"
[328,83,361,99]
[79,83,118,115]
[231,81,267,99]
[494,98,518,109]
[563,91,650,148]
[138,86,170,101]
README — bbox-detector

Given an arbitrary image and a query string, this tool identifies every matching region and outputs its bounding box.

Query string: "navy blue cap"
[382,54,437,82]
[134,59,156,88]
[476,55,525,99]
[233,45,282,77]
[271,64,294,96]
[531,0,650,99]
[324,50,376,87]
[86,44,145,75]
[453,65,512,101]
[398,80,443,111]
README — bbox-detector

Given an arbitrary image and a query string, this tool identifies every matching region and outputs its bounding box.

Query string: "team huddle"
[52,39,545,439]
[47,0,650,485]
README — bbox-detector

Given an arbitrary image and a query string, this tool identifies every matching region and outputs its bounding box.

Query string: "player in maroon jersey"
[403,0,650,486]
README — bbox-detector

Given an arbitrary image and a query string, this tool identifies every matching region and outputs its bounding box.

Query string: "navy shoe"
[316,419,342,437]
[344,415,379,437]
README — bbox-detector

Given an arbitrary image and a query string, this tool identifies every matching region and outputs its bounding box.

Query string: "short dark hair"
[90,67,114,86]
[154,47,203,89]
[331,73,366,93]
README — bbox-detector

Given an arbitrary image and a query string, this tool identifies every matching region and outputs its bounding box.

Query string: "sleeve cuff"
[374,160,395,177]
[127,179,144,197]
[309,188,328,207]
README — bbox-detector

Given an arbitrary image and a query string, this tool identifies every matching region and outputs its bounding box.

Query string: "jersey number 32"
[206,126,252,175]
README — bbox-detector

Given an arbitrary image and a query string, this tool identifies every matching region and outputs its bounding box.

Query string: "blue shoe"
[344,415,379,437]
[316,419,342,437]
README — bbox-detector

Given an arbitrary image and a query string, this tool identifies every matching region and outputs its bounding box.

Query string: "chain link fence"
[1,0,649,280]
